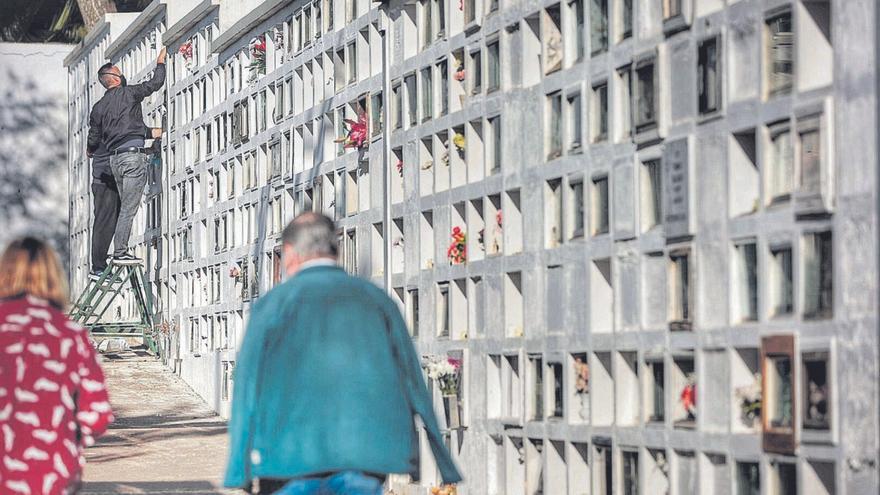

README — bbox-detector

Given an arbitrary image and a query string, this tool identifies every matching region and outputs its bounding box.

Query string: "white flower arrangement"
[735,372,762,424]
[423,356,462,396]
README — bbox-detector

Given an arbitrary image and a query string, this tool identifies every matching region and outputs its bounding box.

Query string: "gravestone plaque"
[617,253,640,330]
[545,265,565,332]
[663,138,692,240]
[613,160,636,240]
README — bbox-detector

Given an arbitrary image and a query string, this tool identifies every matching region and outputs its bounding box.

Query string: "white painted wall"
[0,43,72,263]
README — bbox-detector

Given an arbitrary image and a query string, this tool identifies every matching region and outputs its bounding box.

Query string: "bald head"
[281,213,338,277]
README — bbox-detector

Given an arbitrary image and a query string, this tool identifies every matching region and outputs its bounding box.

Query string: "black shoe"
[112,253,142,264]
[89,269,113,286]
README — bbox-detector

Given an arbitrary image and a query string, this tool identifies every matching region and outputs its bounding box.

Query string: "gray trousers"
[109,151,148,256]
[91,177,120,271]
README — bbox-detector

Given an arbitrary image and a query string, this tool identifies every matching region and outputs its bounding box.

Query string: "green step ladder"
[69,262,157,352]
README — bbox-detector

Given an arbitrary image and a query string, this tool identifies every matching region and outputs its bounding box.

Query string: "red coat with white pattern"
[0,296,114,495]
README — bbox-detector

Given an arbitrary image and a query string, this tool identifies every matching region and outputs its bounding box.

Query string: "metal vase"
[443,394,461,429]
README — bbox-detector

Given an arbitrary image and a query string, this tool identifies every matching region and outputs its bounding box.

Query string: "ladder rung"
[68,262,153,336]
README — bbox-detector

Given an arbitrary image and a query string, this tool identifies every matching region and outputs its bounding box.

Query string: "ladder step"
[69,262,152,335]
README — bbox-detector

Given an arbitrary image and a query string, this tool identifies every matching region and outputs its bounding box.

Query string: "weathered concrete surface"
[0,42,72,265]
[81,349,240,495]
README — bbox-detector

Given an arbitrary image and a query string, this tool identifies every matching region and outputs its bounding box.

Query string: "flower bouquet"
[179,41,194,71]
[735,373,762,427]
[452,132,466,152]
[574,357,590,394]
[335,112,369,150]
[424,355,463,428]
[574,356,590,420]
[680,376,696,421]
[447,227,466,264]
[424,356,462,395]
[431,485,458,495]
[248,35,266,81]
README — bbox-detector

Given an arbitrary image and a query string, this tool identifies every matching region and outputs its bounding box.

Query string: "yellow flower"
[452,133,466,150]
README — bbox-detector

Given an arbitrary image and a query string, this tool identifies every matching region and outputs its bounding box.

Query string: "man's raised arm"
[130,47,167,101]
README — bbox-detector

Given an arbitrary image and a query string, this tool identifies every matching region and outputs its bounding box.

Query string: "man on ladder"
[86,46,167,266]
[72,46,168,346]
[89,124,162,281]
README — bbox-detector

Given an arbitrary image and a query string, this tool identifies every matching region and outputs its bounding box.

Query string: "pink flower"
[251,35,266,53]
[336,112,369,150]
[447,227,467,264]
[178,42,193,60]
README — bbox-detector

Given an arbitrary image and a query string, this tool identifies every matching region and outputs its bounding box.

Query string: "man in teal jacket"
[224,213,462,494]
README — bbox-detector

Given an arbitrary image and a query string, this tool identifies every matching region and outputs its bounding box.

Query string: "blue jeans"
[274,471,384,495]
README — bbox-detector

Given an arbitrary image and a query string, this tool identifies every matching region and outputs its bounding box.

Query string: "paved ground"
[81,348,240,494]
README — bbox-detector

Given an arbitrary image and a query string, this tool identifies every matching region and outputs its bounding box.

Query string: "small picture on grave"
[803,351,830,430]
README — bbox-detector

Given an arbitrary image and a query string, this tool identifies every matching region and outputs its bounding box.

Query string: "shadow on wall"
[0,67,69,266]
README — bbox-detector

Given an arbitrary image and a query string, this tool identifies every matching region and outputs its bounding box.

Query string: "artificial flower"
[574,357,590,394]
[423,356,462,395]
[681,382,696,418]
[335,112,369,150]
[447,226,466,264]
[452,133,466,151]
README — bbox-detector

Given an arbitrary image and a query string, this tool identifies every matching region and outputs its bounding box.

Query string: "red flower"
[178,42,193,59]
[447,227,467,264]
[250,35,266,53]
[335,112,369,150]
[681,383,696,411]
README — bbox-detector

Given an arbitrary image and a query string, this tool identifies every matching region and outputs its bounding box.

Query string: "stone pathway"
[81,349,240,494]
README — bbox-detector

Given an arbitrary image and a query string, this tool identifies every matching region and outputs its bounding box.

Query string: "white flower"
[735,373,762,403]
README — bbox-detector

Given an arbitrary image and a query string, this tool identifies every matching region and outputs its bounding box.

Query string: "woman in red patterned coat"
[0,237,114,494]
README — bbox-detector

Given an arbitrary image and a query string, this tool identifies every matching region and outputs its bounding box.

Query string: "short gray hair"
[281,212,338,258]
[98,63,116,89]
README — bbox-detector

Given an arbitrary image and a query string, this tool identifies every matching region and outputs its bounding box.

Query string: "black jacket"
[87,63,166,153]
